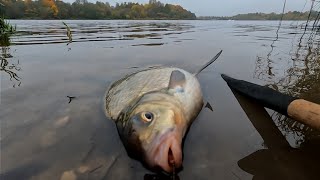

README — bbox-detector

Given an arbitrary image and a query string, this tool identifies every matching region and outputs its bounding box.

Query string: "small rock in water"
[60,170,77,180]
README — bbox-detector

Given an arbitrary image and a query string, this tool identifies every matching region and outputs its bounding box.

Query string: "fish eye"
[141,112,154,123]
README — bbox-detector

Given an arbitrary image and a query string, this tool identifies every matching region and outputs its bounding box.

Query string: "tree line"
[198,11,320,20]
[231,11,319,20]
[0,0,196,20]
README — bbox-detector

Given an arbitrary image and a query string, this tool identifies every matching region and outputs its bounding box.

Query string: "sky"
[63,0,315,16]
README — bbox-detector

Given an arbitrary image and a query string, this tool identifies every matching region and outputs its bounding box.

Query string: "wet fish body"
[106,67,203,124]
[104,51,222,173]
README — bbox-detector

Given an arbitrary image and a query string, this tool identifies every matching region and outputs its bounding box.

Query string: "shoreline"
[7,19,314,21]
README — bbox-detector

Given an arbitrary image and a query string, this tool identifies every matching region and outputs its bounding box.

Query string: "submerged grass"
[1,16,20,86]
[0,16,16,46]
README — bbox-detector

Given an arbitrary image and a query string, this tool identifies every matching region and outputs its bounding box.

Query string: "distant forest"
[1,0,319,21]
[199,11,320,20]
[0,0,196,19]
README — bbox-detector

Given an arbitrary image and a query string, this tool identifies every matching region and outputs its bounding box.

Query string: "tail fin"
[194,50,222,76]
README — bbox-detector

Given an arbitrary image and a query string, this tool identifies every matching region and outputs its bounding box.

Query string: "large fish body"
[106,67,203,125]
[104,51,222,173]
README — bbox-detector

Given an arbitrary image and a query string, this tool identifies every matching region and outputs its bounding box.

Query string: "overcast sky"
[63,0,314,16]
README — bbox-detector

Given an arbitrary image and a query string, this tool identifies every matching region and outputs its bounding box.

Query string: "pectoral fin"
[205,102,213,111]
[168,70,186,90]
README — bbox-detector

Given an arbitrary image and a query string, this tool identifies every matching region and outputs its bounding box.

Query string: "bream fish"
[104,50,222,173]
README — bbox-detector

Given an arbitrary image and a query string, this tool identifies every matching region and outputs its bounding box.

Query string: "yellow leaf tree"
[41,0,59,16]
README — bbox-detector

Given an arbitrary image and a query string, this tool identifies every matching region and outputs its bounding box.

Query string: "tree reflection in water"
[0,46,21,87]
[253,3,320,146]
[234,90,320,180]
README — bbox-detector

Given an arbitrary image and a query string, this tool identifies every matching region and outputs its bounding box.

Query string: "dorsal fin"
[168,70,186,89]
[194,50,223,76]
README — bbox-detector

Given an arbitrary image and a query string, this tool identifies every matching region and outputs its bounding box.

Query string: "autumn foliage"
[41,0,58,16]
[0,0,196,19]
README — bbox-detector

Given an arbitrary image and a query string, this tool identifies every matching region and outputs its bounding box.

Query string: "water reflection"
[271,112,319,146]
[0,47,21,87]
[231,89,320,180]
[0,34,11,46]
[0,161,48,180]
[132,43,165,46]
[228,17,320,177]
[1,20,319,179]
[11,21,195,46]
[247,19,320,145]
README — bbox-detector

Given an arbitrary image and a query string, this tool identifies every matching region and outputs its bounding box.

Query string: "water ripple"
[10,20,195,46]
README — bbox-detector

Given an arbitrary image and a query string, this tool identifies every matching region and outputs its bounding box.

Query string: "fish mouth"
[146,129,183,173]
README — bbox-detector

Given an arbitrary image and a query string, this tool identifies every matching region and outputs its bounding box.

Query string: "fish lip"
[145,128,183,173]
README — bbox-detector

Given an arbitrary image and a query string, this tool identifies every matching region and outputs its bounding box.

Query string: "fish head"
[116,92,187,173]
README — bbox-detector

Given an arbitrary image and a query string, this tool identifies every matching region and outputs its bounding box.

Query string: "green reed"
[0,16,16,46]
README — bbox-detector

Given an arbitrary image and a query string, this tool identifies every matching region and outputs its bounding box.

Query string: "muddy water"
[1,20,319,180]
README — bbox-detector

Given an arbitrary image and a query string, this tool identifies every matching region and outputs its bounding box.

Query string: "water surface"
[1,20,320,180]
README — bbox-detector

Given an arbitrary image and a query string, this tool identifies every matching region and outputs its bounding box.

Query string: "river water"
[1,20,320,180]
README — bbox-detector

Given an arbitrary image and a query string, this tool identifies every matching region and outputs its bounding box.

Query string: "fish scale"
[105,67,201,122]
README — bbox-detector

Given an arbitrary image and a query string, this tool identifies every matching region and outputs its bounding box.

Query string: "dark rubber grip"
[221,74,297,116]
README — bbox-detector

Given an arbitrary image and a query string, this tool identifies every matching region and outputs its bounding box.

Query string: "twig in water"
[267,0,287,61]
[298,0,315,47]
[62,22,72,44]
[67,96,76,103]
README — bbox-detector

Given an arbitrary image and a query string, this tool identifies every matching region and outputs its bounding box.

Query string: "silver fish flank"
[104,50,222,173]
